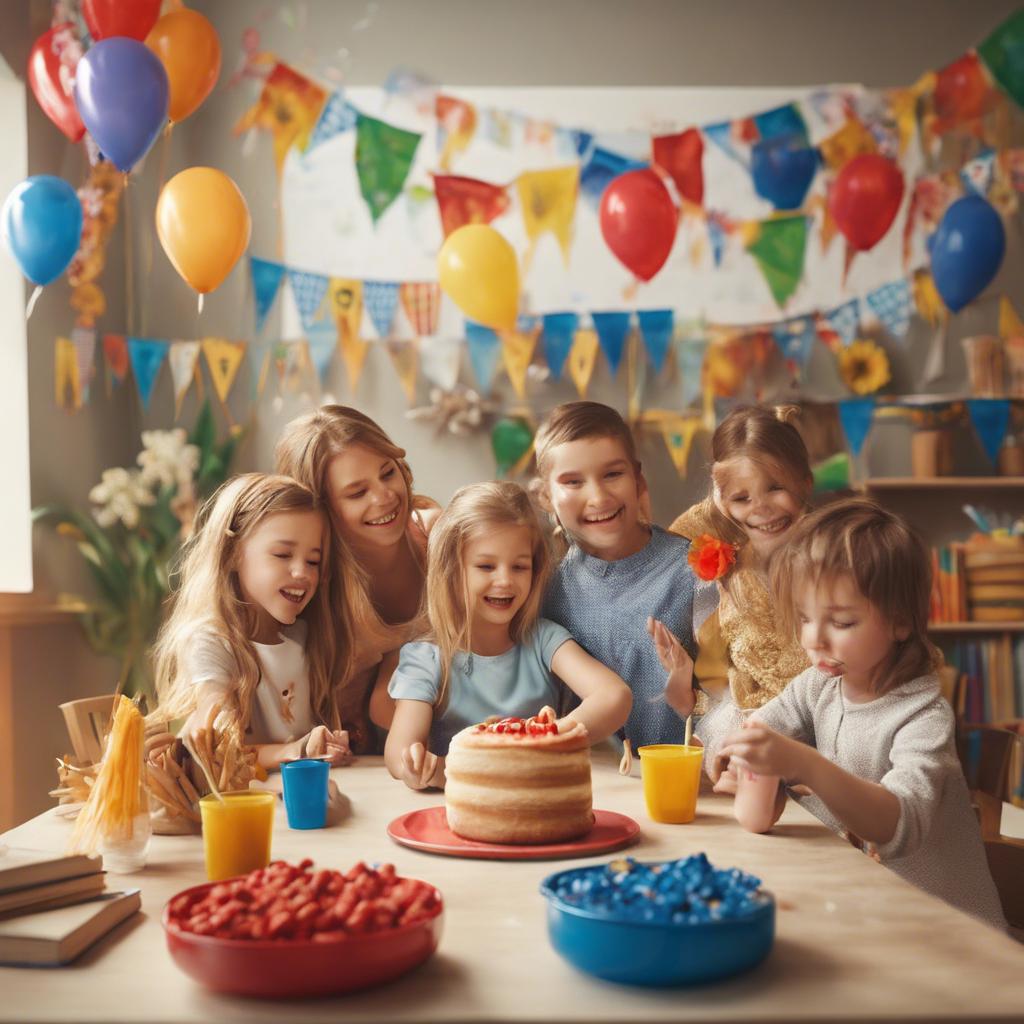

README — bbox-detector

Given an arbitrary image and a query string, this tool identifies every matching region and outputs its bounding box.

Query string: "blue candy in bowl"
[539,853,774,986]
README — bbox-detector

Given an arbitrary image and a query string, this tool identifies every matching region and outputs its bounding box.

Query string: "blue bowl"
[539,864,775,987]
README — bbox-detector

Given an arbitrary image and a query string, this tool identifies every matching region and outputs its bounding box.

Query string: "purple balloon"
[74,38,168,172]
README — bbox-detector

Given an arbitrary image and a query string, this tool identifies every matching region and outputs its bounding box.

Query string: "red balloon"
[27,25,84,142]
[82,0,161,41]
[599,169,678,282]
[828,154,904,252]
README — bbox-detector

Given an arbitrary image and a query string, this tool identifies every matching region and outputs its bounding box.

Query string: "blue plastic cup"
[281,758,330,830]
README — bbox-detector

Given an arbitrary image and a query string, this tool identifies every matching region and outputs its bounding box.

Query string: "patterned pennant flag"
[386,340,419,403]
[818,118,877,170]
[960,150,996,197]
[745,215,808,308]
[754,103,809,143]
[651,129,704,206]
[400,282,441,337]
[501,328,538,400]
[127,337,169,411]
[305,321,337,385]
[364,280,400,339]
[516,166,579,269]
[433,174,510,237]
[168,340,201,418]
[71,326,96,404]
[103,333,129,383]
[825,299,861,346]
[329,278,363,347]
[837,397,875,456]
[307,90,358,152]
[250,257,286,334]
[591,311,632,376]
[465,319,502,390]
[568,328,600,398]
[579,147,646,209]
[771,317,818,380]
[201,338,246,405]
[703,120,748,169]
[637,309,674,373]
[966,398,1011,465]
[338,330,369,393]
[54,337,81,412]
[661,416,702,478]
[541,312,578,380]
[355,114,422,223]
[288,269,329,330]
[677,336,709,408]
[436,94,477,172]
[866,280,912,338]
[420,336,462,392]
[999,295,1024,337]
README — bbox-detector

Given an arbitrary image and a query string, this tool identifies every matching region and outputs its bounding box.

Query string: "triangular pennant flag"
[338,331,370,393]
[661,417,702,478]
[127,337,169,411]
[866,280,913,339]
[999,295,1024,338]
[288,269,329,330]
[54,336,81,412]
[103,333,129,382]
[465,319,502,390]
[677,336,709,408]
[636,309,674,373]
[70,326,96,404]
[966,398,1012,465]
[818,117,877,170]
[591,311,631,376]
[912,269,947,327]
[399,282,441,337]
[579,146,646,209]
[771,316,818,376]
[704,120,748,169]
[168,340,201,418]
[961,150,996,197]
[501,328,537,400]
[363,280,400,339]
[386,340,419,403]
[541,312,578,380]
[754,102,809,143]
[355,113,422,222]
[745,215,808,308]
[567,328,600,398]
[305,320,337,385]
[419,336,462,392]
[250,257,286,334]
[328,278,363,347]
[307,90,358,152]
[651,128,704,206]
[515,166,579,269]
[435,94,477,172]
[706,212,728,267]
[433,174,510,237]
[825,299,860,346]
[201,338,246,405]
[837,397,875,457]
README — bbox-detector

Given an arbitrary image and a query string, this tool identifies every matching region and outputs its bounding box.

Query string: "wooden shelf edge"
[0,595,87,627]
[929,621,1024,633]
[861,477,1024,490]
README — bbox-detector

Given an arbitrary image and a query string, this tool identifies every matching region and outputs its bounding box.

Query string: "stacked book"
[0,849,140,966]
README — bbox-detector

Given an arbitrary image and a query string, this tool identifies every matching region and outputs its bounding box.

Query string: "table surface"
[3,753,1024,1024]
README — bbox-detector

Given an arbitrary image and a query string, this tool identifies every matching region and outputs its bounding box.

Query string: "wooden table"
[3,754,1024,1023]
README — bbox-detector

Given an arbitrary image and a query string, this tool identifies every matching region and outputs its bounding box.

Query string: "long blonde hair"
[151,474,342,733]
[425,481,551,709]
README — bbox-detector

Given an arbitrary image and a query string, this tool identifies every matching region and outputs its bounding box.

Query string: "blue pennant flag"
[127,337,169,411]
[826,298,860,346]
[579,148,647,210]
[704,121,747,169]
[637,309,674,373]
[707,215,728,267]
[677,336,709,407]
[288,269,330,331]
[754,103,809,144]
[306,321,337,383]
[771,316,818,370]
[838,397,876,456]
[966,398,1011,465]
[541,312,577,379]
[307,91,358,153]
[571,129,594,158]
[591,311,632,376]
[465,319,502,391]
[250,257,286,335]
[866,280,912,339]
[364,280,400,339]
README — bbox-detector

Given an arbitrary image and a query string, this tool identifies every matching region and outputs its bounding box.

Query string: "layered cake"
[444,707,594,844]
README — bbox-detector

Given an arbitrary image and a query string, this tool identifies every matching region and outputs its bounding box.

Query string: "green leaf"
[189,400,216,459]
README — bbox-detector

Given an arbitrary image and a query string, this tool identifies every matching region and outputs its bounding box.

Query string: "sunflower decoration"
[838,339,891,395]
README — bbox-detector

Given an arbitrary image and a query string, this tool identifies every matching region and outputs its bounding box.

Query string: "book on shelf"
[0,889,140,966]
[0,872,106,917]
[0,849,102,894]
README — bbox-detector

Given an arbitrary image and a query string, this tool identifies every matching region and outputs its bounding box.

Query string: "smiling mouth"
[280,587,306,604]
[483,596,515,608]
[583,508,622,525]
[816,659,842,675]
[365,509,399,527]
[748,516,792,536]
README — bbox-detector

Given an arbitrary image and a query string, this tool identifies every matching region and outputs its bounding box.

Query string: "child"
[385,481,632,790]
[534,401,711,756]
[715,498,1005,930]
[276,406,441,750]
[152,473,352,771]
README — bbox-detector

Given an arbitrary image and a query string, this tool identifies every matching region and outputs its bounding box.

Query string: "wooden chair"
[58,695,115,766]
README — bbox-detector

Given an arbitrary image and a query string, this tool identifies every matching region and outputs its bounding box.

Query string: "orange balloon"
[145,9,221,124]
[156,168,250,294]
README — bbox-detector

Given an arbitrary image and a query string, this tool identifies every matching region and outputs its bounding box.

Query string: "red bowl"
[163,879,444,999]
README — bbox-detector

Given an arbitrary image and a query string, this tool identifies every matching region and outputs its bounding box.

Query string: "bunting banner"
[676,335,709,408]
[465,320,503,391]
[961,150,997,196]
[355,113,422,222]
[592,311,631,376]
[305,321,337,385]
[966,398,1011,465]
[433,174,510,237]
[837,396,876,456]
[338,327,370,392]
[201,338,247,406]
[329,278,363,346]
[54,337,81,412]
[288,269,329,330]
[771,316,818,375]
[127,337,169,411]
[387,340,419,403]
[825,298,861,346]
[515,166,579,269]
[637,309,674,373]
[865,279,913,338]
[436,94,478,172]
[911,269,947,327]
[567,328,600,398]
[979,9,1024,110]
[579,147,646,209]
[755,102,809,143]
[999,295,1024,337]
[307,90,358,152]
[661,416,703,478]
[168,340,201,418]
[364,280,401,339]
[818,118,877,170]
[420,336,462,392]
[704,120,748,168]
[250,257,287,334]
[745,215,808,308]
[501,327,538,400]
[71,326,96,405]
[399,282,441,337]
[651,129,704,205]
[540,312,578,380]
[102,333,129,384]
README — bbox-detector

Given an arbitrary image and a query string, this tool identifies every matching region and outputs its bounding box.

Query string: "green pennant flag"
[746,215,808,308]
[978,9,1024,109]
[355,114,422,222]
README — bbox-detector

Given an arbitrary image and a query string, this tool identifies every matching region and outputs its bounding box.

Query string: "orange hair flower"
[688,534,738,582]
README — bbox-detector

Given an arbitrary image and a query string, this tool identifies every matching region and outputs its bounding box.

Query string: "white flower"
[89,468,155,529]
[136,429,200,492]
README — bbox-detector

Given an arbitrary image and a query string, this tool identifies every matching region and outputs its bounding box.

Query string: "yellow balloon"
[437,224,518,330]
[156,167,250,294]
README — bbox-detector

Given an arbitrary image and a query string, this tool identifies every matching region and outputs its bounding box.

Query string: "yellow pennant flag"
[887,72,935,156]
[501,328,537,400]
[54,336,81,412]
[339,332,370,393]
[201,338,247,404]
[818,118,876,170]
[567,328,600,398]
[386,340,419,404]
[661,417,702,478]
[999,295,1024,338]
[516,166,579,270]
[329,278,363,345]
[912,270,947,327]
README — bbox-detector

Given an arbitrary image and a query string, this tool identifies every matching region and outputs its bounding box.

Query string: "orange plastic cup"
[199,791,276,881]
[637,744,704,824]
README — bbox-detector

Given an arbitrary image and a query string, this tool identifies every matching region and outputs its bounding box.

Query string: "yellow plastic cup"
[637,744,704,824]
[199,791,276,881]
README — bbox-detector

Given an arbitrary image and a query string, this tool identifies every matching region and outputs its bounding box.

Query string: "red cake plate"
[387,806,640,861]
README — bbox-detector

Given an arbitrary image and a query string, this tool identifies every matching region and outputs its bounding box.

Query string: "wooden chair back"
[985,839,1024,931]
[58,695,115,766]
[956,724,1016,839]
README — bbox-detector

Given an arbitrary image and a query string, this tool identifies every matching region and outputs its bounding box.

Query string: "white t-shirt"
[185,621,316,745]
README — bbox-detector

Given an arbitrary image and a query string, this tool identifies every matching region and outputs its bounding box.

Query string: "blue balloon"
[74,38,168,172]
[2,176,82,286]
[929,195,1006,313]
[751,135,819,210]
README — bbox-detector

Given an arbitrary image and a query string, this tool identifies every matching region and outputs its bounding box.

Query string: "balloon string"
[25,285,42,320]
[124,178,135,338]
[197,292,204,316]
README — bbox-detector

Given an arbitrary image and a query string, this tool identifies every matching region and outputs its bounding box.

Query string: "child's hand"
[646,617,695,717]
[323,728,355,767]
[718,719,808,782]
[400,742,444,791]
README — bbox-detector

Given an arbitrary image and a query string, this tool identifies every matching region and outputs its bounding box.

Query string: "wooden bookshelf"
[929,622,1024,634]
[862,477,1024,490]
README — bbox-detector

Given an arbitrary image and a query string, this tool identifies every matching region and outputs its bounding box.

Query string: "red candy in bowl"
[163,859,443,998]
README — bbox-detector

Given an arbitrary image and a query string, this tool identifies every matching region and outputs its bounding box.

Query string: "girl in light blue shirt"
[386,482,633,791]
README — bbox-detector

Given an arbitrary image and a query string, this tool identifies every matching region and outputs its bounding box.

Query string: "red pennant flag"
[433,174,510,237]
[400,283,441,337]
[652,128,704,206]
[103,333,129,380]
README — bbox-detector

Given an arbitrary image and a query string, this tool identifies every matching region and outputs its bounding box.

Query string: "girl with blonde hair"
[275,406,441,750]
[384,481,632,790]
[152,474,351,769]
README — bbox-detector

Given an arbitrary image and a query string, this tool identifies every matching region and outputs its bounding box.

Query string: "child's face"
[714,456,803,560]
[544,436,647,560]
[462,525,534,634]
[326,443,409,553]
[236,509,323,642]
[796,573,895,698]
